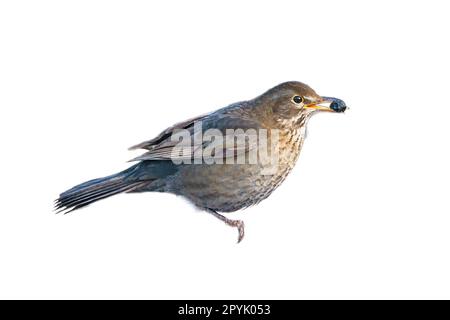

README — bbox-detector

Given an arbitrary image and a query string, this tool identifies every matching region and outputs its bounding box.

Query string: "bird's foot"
[225,218,245,243]
[207,209,245,243]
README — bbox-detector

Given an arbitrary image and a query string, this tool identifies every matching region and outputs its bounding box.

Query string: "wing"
[129,109,262,162]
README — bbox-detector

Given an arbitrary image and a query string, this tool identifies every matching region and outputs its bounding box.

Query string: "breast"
[174,127,307,212]
[256,127,306,200]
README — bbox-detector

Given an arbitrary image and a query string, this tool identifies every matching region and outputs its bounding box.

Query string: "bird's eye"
[292,95,304,104]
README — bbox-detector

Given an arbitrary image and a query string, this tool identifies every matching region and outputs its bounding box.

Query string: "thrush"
[55,81,346,242]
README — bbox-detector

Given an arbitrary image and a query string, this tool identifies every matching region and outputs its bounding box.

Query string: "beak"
[304,96,347,113]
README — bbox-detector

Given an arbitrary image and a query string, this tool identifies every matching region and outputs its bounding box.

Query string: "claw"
[237,221,245,243]
[228,219,245,243]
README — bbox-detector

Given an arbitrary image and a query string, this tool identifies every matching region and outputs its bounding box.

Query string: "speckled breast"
[176,127,306,212]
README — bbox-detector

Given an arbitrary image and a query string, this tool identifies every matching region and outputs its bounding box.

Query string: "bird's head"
[257,81,347,127]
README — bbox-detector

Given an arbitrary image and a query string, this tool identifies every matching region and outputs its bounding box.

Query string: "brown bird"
[55,81,346,243]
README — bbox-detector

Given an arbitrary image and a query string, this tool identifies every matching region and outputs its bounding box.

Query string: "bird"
[55,81,346,243]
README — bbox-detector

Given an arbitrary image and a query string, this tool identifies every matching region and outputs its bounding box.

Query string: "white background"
[1,0,449,299]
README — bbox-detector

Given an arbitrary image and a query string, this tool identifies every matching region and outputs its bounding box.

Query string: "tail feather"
[55,171,146,214]
[58,178,125,204]
[57,182,129,212]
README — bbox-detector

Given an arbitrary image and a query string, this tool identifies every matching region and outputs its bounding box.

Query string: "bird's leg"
[206,209,245,243]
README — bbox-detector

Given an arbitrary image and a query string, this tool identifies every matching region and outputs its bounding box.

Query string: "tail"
[55,165,147,214]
